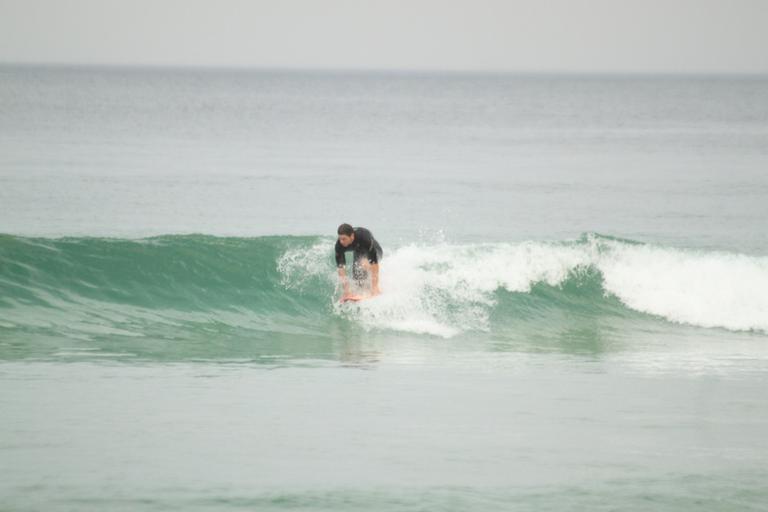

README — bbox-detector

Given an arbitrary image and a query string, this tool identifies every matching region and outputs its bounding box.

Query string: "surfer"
[335,223,383,301]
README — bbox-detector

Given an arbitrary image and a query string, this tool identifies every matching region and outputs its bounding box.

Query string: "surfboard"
[339,295,366,304]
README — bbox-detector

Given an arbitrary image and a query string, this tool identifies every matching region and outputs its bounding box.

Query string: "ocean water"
[1,65,768,511]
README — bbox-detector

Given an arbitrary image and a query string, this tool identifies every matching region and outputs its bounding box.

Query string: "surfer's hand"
[371,286,381,296]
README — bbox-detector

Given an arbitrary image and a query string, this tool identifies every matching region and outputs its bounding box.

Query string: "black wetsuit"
[335,227,383,280]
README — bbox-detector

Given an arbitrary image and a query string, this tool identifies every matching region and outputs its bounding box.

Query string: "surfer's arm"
[334,242,350,294]
[363,236,381,296]
[370,263,380,295]
[338,267,351,296]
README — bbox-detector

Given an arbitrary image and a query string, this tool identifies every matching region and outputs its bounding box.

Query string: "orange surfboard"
[339,295,366,303]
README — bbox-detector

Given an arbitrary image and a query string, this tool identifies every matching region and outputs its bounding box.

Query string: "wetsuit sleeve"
[356,229,380,264]
[334,241,346,268]
[367,240,381,264]
[368,247,379,264]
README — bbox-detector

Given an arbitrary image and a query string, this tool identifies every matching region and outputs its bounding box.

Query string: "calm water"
[1,65,768,511]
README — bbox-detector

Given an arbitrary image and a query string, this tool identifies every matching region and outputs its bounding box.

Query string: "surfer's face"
[338,234,354,247]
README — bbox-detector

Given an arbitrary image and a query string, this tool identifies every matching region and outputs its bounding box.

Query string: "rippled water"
[1,65,767,511]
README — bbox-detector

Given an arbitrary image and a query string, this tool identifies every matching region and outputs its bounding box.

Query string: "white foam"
[597,241,768,332]
[277,241,333,291]
[278,237,768,337]
[280,239,591,337]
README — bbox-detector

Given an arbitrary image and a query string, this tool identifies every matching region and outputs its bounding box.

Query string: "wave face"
[1,233,767,347]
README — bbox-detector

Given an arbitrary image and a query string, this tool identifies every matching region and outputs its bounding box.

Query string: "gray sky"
[1,0,766,73]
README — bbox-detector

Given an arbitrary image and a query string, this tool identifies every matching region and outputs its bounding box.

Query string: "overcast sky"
[1,0,766,73]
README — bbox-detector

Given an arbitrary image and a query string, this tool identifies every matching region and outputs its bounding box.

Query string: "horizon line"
[2,60,767,78]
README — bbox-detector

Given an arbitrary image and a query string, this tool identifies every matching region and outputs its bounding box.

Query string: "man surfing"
[335,223,383,302]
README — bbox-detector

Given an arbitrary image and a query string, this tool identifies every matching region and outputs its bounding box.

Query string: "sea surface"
[1,65,767,511]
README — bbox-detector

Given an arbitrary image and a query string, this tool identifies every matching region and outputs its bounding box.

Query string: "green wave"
[0,234,325,311]
[1,233,765,361]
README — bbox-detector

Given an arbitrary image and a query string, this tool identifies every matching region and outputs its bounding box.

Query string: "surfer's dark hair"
[337,223,354,236]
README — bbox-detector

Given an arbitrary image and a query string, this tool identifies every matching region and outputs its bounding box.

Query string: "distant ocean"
[1,65,767,511]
